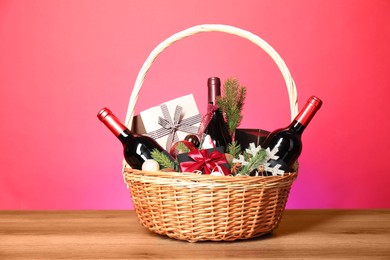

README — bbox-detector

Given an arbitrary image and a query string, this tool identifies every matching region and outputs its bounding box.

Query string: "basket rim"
[123,167,297,189]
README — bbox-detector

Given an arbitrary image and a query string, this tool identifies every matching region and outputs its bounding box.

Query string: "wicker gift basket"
[122,24,299,242]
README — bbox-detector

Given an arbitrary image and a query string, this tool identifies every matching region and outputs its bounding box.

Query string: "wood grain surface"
[1,210,389,259]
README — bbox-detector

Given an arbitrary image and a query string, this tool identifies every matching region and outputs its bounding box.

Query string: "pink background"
[1,0,389,210]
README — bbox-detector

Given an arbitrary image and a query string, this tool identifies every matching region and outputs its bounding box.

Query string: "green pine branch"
[151,149,176,170]
[228,141,241,159]
[237,149,267,176]
[216,77,247,142]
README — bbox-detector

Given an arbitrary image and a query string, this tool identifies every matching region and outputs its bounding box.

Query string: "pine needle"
[228,141,241,158]
[151,149,176,169]
[216,77,247,141]
[237,149,267,176]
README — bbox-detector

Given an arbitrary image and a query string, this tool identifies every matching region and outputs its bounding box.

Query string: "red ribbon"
[180,149,230,175]
[197,104,218,137]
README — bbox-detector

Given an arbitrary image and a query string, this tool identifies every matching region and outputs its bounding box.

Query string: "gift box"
[139,94,202,151]
[177,147,230,175]
[235,128,270,151]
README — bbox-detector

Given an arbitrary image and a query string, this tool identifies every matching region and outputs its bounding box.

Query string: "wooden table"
[1,210,389,259]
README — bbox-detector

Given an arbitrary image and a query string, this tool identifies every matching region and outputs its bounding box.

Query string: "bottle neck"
[289,120,305,135]
[118,129,132,143]
[211,107,224,120]
[291,96,322,132]
[98,108,132,143]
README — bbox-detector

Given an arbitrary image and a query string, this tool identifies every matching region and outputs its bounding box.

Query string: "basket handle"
[124,24,299,128]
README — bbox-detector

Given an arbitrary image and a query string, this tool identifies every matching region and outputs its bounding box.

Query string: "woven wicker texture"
[122,24,299,242]
[124,168,297,242]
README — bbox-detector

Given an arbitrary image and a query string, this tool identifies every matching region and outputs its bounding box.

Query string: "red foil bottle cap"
[295,96,323,126]
[97,107,111,120]
[207,77,221,104]
[97,107,127,137]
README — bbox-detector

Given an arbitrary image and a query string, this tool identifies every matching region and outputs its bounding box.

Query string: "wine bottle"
[204,77,232,151]
[262,96,323,173]
[97,107,173,170]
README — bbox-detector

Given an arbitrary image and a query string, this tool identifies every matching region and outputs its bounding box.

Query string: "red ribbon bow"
[180,149,230,175]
